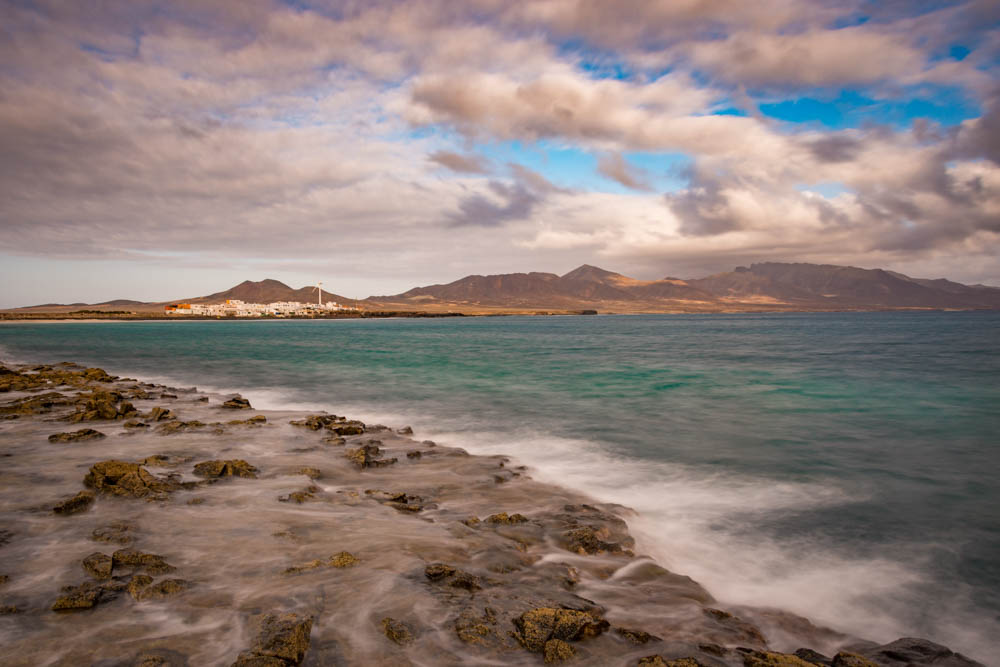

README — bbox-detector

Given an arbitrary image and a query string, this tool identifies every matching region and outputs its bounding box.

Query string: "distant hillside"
[7,263,999,314]
[689,263,1000,309]
[182,279,356,307]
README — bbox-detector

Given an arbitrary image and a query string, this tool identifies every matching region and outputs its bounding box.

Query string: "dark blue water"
[2,312,998,657]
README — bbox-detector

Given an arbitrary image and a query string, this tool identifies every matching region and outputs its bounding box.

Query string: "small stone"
[381,617,414,645]
[149,407,173,421]
[51,582,113,611]
[397,426,413,435]
[53,490,95,515]
[82,552,113,580]
[424,563,456,581]
[329,551,359,568]
[406,450,422,459]
[615,627,661,644]
[297,467,321,480]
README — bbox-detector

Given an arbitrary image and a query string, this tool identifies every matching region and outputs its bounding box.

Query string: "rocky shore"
[0,361,986,666]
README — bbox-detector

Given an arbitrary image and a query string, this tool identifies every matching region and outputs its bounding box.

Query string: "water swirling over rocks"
[0,361,985,666]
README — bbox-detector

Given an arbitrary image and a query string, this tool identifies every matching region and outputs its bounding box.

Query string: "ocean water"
[1,312,998,659]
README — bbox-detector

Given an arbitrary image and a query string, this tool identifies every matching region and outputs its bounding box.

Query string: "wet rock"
[0,391,73,416]
[130,649,189,667]
[794,649,832,665]
[544,638,576,663]
[92,521,134,545]
[512,607,609,653]
[455,606,502,646]
[738,649,819,666]
[406,450,422,459]
[0,605,19,615]
[560,526,627,556]
[48,428,106,443]
[381,617,414,645]
[222,396,252,410]
[228,415,267,426]
[234,612,313,666]
[193,459,259,478]
[187,497,206,505]
[0,574,8,587]
[366,424,390,433]
[284,552,358,574]
[155,420,205,435]
[148,407,174,421]
[852,638,982,666]
[397,426,413,435]
[424,563,456,581]
[322,435,346,446]
[615,627,661,644]
[112,549,176,575]
[159,393,178,399]
[85,460,177,498]
[82,552,113,580]
[706,609,767,646]
[297,467,321,480]
[53,489,96,515]
[329,421,365,436]
[290,414,342,430]
[345,443,397,469]
[51,582,118,611]
[137,578,191,601]
[487,512,529,525]
[123,419,150,429]
[638,659,707,667]
[278,488,317,504]
[127,574,153,600]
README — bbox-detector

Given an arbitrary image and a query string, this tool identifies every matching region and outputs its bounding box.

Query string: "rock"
[424,563,456,581]
[48,428,106,443]
[53,490,96,515]
[279,489,316,504]
[638,659,707,667]
[366,424,390,433]
[236,612,313,666]
[560,526,626,556]
[381,617,414,645]
[290,414,342,430]
[285,552,358,574]
[193,459,259,478]
[544,638,576,663]
[123,419,150,429]
[487,512,528,525]
[127,574,153,600]
[85,460,176,498]
[397,426,413,435]
[148,406,174,421]
[329,551,359,568]
[455,606,503,647]
[82,552,113,580]
[795,649,833,665]
[322,435,346,446]
[92,521,134,545]
[615,627,661,644]
[51,582,117,611]
[297,467,322,480]
[155,420,205,435]
[222,396,252,410]
[512,607,609,653]
[112,549,176,575]
[159,393,178,399]
[137,578,191,601]
[852,638,982,666]
[0,605,19,615]
[329,421,365,436]
[345,443,397,469]
[739,649,820,666]
[406,450,422,459]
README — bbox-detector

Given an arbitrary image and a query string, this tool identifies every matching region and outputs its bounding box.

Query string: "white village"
[164,282,359,317]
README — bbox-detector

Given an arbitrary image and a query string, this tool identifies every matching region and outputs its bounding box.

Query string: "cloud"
[597,152,653,190]
[428,150,491,173]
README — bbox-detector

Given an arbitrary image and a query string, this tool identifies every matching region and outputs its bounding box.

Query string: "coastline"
[0,360,986,666]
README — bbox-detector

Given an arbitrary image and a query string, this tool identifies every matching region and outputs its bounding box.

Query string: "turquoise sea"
[1,312,998,658]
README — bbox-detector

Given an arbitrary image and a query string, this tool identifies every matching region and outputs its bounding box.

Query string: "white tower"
[314,282,323,307]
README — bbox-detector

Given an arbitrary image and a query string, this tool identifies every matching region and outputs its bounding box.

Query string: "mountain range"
[8,262,1000,314]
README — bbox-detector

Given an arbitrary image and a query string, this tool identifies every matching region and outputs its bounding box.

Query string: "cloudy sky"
[1,0,998,306]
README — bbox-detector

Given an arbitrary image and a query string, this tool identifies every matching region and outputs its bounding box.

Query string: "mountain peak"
[561,264,622,281]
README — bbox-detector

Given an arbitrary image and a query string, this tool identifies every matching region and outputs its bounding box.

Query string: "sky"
[1,0,999,307]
